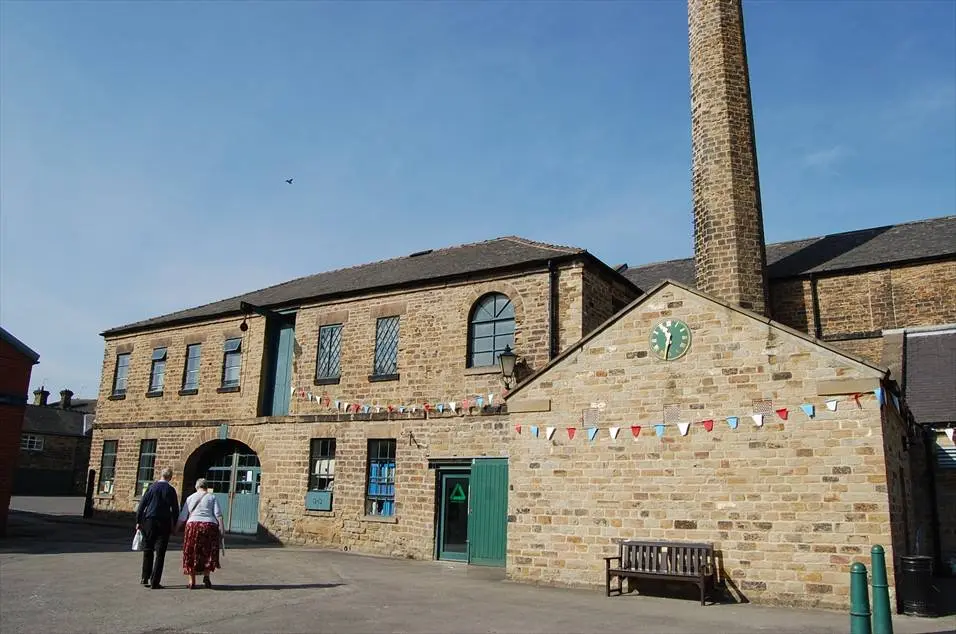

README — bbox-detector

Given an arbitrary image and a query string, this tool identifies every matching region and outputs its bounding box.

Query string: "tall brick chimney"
[689,0,769,314]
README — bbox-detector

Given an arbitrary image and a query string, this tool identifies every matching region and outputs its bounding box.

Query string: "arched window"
[468,293,515,368]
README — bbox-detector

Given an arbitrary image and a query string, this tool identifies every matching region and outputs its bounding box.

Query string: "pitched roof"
[22,404,91,437]
[623,215,956,290]
[0,327,40,363]
[103,237,591,336]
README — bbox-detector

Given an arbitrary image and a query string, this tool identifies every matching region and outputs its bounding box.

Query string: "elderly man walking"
[136,468,179,589]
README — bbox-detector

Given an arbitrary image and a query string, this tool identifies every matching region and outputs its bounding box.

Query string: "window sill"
[463,366,502,376]
[145,391,164,398]
[217,386,241,394]
[368,373,400,383]
[304,510,336,518]
[179,388,199,397]
[108,394,126,401]
[95,493,114,500]
[314,377,341,386]
[362,515,398,524]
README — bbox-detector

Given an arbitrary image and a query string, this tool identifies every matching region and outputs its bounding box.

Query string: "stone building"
[89,0,956,609]
[14,388,95,496]
[0,327,40,536]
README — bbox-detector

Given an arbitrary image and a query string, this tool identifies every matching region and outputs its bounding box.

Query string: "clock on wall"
[649,319,692,361]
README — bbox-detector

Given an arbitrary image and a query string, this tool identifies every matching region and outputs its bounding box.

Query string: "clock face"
[649,319,692,361]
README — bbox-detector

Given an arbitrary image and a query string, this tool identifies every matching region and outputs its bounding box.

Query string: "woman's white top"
[179,491,223,525]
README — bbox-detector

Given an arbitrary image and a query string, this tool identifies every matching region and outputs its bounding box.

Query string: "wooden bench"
[604,540,716,605]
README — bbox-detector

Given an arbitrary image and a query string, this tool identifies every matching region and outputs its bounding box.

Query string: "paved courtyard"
[1,510,953,634]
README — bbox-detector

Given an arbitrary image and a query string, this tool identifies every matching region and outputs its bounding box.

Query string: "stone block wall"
[506,283,896,609]
[581,264,641,336]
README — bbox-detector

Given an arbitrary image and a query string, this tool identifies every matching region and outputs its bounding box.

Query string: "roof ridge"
[498,235,584,254]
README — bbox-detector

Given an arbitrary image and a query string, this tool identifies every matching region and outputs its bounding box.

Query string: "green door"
[437,471,470,562]
[467,458,508,567]
[261,315,295,416]
[203,447,260,535]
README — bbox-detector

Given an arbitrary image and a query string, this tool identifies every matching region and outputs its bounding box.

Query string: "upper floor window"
[112,352,131,397]
[221,338,242,388]
[182,343,202,391]
[373,316,399,378]
[148,347,167,394]
[316,325,343,381]
[468,293,515,367]
[20,434,43,452]
[98,440,118,495]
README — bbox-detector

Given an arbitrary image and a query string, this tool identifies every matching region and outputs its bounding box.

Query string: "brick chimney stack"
[59,389,74,409]
[689,0,769,314]
[33,387,49,407]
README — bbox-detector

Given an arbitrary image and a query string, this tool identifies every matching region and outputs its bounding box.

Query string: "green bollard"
[871,545,894,634]
[851,562,873,634]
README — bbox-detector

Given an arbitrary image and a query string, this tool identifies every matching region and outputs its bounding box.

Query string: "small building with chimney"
[15,388,96,497]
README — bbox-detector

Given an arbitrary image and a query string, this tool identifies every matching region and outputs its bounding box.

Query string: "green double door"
[436,458,508,566]
[204,449,261,535]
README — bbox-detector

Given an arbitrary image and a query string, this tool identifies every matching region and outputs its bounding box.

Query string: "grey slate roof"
[904,328,956,425]
[624,215,956,290]
[103,237,588,336]
[22,404,90,437]
[0,327,40,363]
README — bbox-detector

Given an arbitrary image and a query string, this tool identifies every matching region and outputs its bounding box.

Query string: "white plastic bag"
[132,529,143,552]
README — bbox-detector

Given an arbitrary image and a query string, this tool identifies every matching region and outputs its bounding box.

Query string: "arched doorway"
[183,439,261,535]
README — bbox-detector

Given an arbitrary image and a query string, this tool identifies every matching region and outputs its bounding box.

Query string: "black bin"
[899,555,938,618]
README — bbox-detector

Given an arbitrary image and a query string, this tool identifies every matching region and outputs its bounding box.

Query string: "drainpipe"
[548,260,559,360]
[809,273,823,339]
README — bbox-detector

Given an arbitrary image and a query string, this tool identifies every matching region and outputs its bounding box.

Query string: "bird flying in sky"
[285,178,294,184]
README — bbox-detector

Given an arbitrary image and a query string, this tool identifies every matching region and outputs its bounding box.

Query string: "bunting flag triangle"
[531,426,539,438]
[587,427,599,442]
[399,406,406,413]
[488,394,495,405]
[334,400,341,410]
[631,425,641,438]
[727,416,739,430]
[826,399,838,412]
[775,408,789,421]
[609,426,620,440]
[307,391,314,401]
[801,403,815,419]
[852,393,862,408]
[702,420,714,432]
[363,405,371,414]
[546,427,555,440]
[567,427,576,440]
[891,394,900,412]
[654,424,665,438]
[752,414,764,427]
[411,406,418,413]
[945,428,954,443]
[874,388,884,405]
[677,422,690,436]
[449,402,457,413]
[437,404,444,413]
[515,424,522,435]
[476,397,484,408]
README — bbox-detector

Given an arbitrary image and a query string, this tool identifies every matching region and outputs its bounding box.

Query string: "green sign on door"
[449,482,466,502]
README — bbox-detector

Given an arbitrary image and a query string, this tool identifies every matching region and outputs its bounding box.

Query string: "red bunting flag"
[567,427,577,440]
[321,396,330,407]
[424,402,431,412]
[387,405,395,413]
[702,420,714,432]
[852,393,862,408]
[776,408,789,420]
[631,425,641,438]
[515,424,522,434]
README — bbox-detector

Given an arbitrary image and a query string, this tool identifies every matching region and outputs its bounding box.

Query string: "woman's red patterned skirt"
[182,521,221,575]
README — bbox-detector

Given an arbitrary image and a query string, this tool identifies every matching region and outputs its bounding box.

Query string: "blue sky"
[2,1,954,398]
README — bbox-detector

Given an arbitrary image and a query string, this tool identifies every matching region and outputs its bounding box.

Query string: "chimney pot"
[33,387,50,407]
[59,389,74,409]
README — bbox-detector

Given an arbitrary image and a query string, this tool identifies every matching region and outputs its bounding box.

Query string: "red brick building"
[0,327,40,536]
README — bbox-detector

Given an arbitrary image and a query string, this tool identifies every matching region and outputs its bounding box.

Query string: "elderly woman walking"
[176,478,224,589]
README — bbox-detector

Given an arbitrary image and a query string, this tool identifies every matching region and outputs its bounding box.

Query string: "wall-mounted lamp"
[498,345,518,389]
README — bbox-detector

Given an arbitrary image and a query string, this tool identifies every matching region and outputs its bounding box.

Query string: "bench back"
[619,540,713,576]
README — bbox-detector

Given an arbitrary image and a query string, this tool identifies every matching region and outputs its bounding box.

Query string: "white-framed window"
[20,434,43,452]
[148,347,167,393]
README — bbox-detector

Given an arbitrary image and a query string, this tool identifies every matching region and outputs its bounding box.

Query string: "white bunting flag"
[609,426,620,440]
[677,422,691,436]
[449,402,457,413]
[752,414,764,427]
[488,393,495,405]
[343,402,350,412]
[945,428,955,443]
[334,400,341,410]
[411,406,418,413]
[546,427,556,440]
[826,399,838,412]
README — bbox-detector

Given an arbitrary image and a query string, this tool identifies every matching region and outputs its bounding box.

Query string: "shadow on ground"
[212,582,344,592]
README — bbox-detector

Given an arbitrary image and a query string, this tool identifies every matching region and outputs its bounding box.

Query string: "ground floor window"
[98,440,118,494]
[136,439,157,496]
[366,439,396,517]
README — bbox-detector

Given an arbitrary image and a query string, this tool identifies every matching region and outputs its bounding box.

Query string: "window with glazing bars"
[112,353,131,396]
[20,434,43,451]
[222,338,242,388]
[98,440,118,494]
[468,293,515,367]
[136,439,157,497]
[182,343,202,391]
[315,325,342,380]
[373,316,399,377]
[365,439,396,517]
[309,438,336,492]
[148,347,167,393]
